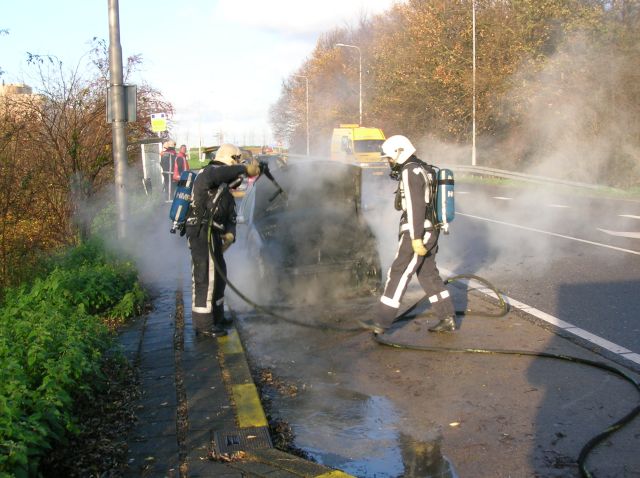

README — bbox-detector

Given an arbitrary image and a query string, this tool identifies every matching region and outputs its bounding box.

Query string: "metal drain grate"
[212,426,273,455]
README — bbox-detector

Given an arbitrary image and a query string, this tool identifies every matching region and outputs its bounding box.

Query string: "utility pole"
[335,43,362,126]
[108,0,128,238]
[293,75,309,156]
[472,0,477,166]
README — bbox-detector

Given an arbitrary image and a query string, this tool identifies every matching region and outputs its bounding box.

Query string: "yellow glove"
[411,238,428,256]
[221,232,235,252]
[245,163,260,177]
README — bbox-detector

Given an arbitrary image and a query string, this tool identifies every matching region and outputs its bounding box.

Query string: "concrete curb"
[218,330,269,428]
[217,328,356,477]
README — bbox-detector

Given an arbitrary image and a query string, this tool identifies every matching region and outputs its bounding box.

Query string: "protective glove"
[221,232,235,252]
[245,163,260,177]
[411,238,428,256]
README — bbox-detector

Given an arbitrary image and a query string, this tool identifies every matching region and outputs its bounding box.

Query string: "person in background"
[160,140,178,198]
[359,135,456,335]
[174,144,190,183]
[184,143,260,338]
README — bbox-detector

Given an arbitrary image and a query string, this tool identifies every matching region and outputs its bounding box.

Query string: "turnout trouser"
[162,172,174,199]
[377,230,454,327]
[186,225,227,332]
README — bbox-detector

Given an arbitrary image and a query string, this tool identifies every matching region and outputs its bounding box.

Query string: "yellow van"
[330,124,386,169]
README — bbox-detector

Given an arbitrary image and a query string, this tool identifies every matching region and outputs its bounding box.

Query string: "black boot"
[356,319,386,335]
[214,303,232,327]
[211,324,228,337]
[428,316,456,333]
[195,325,228,338]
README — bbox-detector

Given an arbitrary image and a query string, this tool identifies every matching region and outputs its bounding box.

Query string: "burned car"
[236,160,381,303]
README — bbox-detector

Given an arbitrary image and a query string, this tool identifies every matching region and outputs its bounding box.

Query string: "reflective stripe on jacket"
[398,160,434,240]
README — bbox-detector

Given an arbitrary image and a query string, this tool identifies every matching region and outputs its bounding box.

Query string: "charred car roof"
[251,160,362,222]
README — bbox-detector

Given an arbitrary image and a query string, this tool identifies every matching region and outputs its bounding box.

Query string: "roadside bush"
[0,238,146,476]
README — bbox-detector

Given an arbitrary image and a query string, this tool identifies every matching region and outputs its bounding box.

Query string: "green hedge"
[0,239,145,476]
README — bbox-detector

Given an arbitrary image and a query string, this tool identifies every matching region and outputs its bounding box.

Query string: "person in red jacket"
[173,144,190,183]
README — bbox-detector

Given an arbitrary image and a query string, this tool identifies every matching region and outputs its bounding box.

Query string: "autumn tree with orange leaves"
[272,0,640,186]
[0,40,173,289]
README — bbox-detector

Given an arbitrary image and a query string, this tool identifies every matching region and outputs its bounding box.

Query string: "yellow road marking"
[232,383,268,428]
[219,328,244,354]
[316,471,355,478]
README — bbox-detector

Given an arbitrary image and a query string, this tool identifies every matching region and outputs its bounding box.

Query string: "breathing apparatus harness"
[392,156,441,243]
[180,161,264,237]
[392,156,454,240]
[199,161,638,478]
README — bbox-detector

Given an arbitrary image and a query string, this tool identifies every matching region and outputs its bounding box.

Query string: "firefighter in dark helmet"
[185,143,260,338]
[359,135,456,334]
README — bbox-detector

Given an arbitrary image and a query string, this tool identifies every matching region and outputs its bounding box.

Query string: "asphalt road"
[225,172,640,478]
[435,180,640,358]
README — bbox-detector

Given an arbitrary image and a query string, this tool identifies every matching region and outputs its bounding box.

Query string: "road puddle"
[273,384,457,477]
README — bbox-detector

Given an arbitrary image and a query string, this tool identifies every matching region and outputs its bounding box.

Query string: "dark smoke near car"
[236,159,382,304]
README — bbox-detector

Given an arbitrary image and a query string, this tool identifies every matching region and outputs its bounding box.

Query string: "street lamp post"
[293,74,310,156]
[335,43,362,126]
[472,0,477,166]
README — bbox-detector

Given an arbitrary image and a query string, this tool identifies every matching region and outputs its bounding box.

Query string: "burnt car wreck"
[236,160,381,304]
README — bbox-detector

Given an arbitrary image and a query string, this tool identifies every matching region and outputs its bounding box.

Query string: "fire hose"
[206,230,639,478]
[199,162,639,477]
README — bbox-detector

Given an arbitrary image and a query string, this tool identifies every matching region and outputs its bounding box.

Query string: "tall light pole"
[335,43,362,126]
[472,0,477,166]
[293,74,309,156]
[108,0,128,238]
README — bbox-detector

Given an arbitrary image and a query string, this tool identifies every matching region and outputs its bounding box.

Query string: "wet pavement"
[117,202,640,477]
[117,242,353,477]
[228,279,640,478]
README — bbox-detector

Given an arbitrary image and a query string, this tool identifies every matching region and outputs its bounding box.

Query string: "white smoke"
[501,31,640,187]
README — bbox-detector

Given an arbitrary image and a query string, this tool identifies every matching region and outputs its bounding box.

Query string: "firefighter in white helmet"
[359,135,456,334]
[185,143,260,338]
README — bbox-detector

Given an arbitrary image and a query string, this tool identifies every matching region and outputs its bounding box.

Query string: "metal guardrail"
[283,154,623,193]
[446,164,611,191]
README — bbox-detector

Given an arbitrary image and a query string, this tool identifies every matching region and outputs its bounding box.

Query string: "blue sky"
[1,0,397,147]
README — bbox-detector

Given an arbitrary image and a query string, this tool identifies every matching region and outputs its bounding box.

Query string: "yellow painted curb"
[218,329,243,355]
[316,471,355,478]
[219,328,356,477]
[219,329,267,428]
[231,382,268,428]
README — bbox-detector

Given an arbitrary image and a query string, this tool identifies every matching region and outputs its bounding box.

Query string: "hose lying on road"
[208,237,638,478]
[374,275,640,478]
[375,333,640,478]
[394,273,508,322]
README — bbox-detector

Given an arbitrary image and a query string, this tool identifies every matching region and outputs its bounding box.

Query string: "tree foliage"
[271,0,640,187]
[0,28,7,77]
[0,40,173,290]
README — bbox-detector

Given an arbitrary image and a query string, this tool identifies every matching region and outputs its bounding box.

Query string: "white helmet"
[381,135,416,165]
[163,139,176,149]
[215,143,242,166]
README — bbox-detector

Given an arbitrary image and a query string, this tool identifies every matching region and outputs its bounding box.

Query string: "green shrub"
[108,282,146,322]
[47,237,111,271]
[0,238,146,475]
